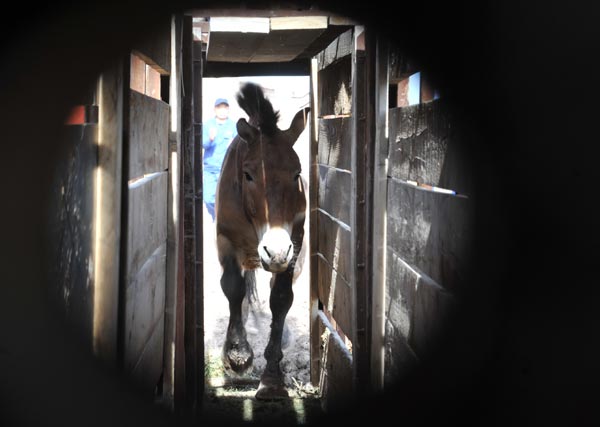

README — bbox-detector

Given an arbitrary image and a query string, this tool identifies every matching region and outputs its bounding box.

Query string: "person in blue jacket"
[203,98,237,222]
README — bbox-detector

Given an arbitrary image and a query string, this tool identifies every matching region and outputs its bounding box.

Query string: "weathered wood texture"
[318,165,351,226]
[315,28,353,70]
[317,313,353,412]
[317,55,352,117]
[133,18,171,74]
[317,117,352,170]
[388,100,470,196]
[47,124,97,347]
[389,47,417,82]
[316,254,353,339]
[386,177,472,294]
[251,29,326,62]
[128,90,169,180]
[384,97,472,388]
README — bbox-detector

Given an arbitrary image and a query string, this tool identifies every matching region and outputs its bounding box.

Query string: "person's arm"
[203,119,215,149]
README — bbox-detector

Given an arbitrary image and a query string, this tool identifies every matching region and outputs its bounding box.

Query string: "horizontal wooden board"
[316,210,351,284]
[386,178,473,293]
[317,117,352,171]
[133,18,171,74]
[318,55,352,117]
[270,16,328,30]
[126,172,168,285]
[388,100,471,196]
[124,243,167,373]
[316,255,353,339]
[316,28,353,70]
[129,90,169,180]
[251,29,326,62]
[318,165,351,226]
[206,31,267,62]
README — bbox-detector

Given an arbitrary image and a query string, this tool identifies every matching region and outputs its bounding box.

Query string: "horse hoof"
[255,381,289,401]
[222,341,254,375]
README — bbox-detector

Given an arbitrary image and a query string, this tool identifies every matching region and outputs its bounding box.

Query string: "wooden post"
[93,61,124,367]
[371,34,389,392]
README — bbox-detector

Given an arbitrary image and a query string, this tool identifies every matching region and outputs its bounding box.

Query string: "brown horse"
[215,83,309,399]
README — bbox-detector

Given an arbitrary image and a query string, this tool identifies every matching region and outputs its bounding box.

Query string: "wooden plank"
[130,312,166,394]
[389,47,417,82]
[370,35,389,392]
[386,178,473,293]
[128,90,169,180]
[316,255,353,339]
[206,31,267,62]
[251,29,326,62]
[318,55,352,117]
[126,172,168,286]
[145,65,161,100]
[317,28,353,70]
[317,117,352,170]
[316,210,351,285]
[93,62,124,366]
[130,53,146,94]
[269,16,328,30]
[124,242,167,373]
[318,165,351,226]
[133,17,171,74]
[389,100,471,195]
[320,316,353,412]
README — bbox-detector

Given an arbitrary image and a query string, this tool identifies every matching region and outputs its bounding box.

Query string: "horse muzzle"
[258,227,294,273]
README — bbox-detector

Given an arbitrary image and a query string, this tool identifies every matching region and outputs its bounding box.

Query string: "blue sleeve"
[203,119,214,149]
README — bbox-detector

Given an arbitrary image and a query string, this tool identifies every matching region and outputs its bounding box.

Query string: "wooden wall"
[310,28,356,411]
[384,98,473,386]
[122,66,170,393]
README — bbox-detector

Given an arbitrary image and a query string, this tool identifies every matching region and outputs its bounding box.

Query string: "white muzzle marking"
[258,227,293,273]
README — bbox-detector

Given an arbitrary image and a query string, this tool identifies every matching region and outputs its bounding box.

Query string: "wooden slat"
[388,100,470,196]
[318,165,351,226]
[316,210,351,284]
[318,55,352,117]
[317,117,352,170]
[130,312,166,393]
[124,243,167,373]
[126,172,168,285]
[319,315,353,412]
[316,255,353,339]
[316,28,353,70]
[206,31,267,62]
[129,90,169,180]
[133,18,171,74]
[269,16,328,30]
[386,178,473,293]
[251,29,326,62]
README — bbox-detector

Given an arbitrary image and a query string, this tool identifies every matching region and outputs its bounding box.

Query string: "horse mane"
[236,82,280,136]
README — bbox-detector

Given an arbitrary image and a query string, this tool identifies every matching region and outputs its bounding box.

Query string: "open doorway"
[200,74,317,419]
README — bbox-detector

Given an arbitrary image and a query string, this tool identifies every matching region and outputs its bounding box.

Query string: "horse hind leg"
[256,269,294,400]
[220,255,254,375]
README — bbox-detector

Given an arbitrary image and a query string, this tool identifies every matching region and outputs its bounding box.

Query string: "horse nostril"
[263,246,272,258]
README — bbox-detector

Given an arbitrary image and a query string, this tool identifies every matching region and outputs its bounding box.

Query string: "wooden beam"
[270,16,328,30]
[203,59,309,77]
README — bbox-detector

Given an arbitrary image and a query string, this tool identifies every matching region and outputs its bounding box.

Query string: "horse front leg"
[256,269,294,400]
[220,254,254,375]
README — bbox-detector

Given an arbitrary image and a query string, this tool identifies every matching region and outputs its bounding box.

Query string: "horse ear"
[286,107,310,145]
[236,118,259,144]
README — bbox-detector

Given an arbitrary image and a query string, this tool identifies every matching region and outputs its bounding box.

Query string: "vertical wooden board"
[130,54,146,94]
[318,165,351,226]
[318,55,352,117]
[124,243,167,373]
[386,179,472,293]
[126,172,168,285]
[383,321,418,388]
[145,65,161,100]
[317,117,352,170]
[130,312,166,393]
[408,277,456,358]
[385,249,416,340]
[316,210,351,284]
[129,90,169,180]
[316,255,353,339]
[317,28,354,70]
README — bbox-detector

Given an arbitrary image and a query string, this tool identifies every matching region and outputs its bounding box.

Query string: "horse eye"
[244,172,254,182]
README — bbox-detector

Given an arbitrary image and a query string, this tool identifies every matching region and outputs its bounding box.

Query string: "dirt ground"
[201,204,322,424]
